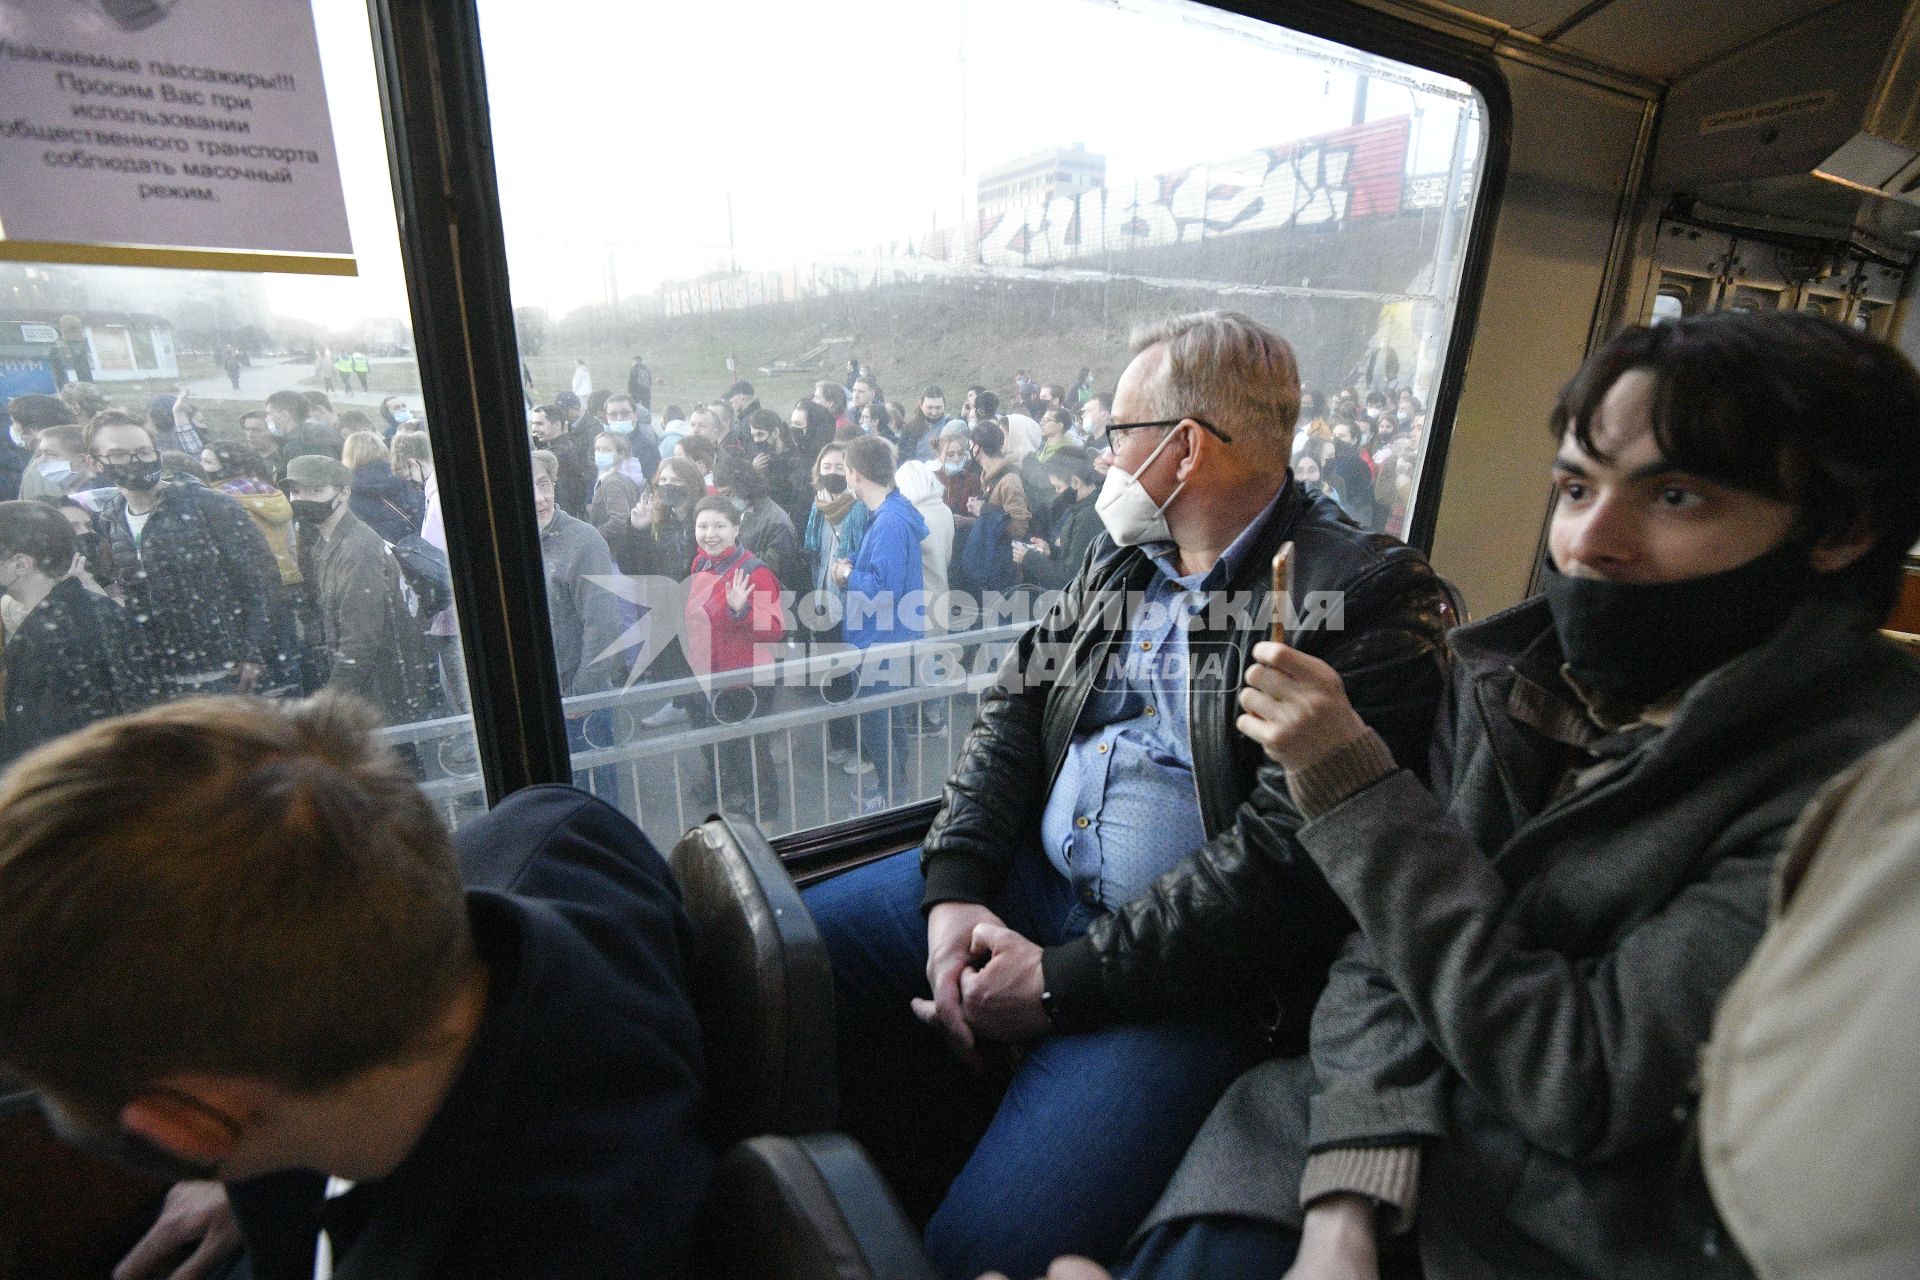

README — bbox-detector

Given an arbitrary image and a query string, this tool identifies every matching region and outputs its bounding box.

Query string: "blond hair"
[341,430,389,471]
[1129,311,1301,459]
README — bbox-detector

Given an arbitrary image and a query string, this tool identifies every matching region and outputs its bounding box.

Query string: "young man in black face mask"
[90,410,281,700]
[1105,310,1920,1280]
[286,454,439,726]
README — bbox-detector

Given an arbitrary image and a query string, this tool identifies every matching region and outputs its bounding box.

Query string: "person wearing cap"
[287,454,439,724]
[726,380,761,428]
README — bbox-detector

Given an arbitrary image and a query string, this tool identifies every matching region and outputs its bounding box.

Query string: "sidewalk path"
[183,356,417,407]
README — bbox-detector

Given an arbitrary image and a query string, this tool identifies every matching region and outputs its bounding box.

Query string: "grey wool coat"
[1144,594,1920,1280]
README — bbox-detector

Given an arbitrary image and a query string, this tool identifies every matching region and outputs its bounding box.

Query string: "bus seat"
[699,1132,937,1280]
[1437,575,1471,632]
[669,813,837,1145]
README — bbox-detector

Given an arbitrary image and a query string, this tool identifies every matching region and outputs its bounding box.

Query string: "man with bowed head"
[803,311,1453,1279]
[0,694,711,1280]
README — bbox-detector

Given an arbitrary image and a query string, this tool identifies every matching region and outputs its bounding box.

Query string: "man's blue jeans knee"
[802,850,1267,1280]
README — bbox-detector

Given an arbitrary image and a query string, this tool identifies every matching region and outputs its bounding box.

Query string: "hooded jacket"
[217,476,301,585]
[896,460,955,635]
[843,490,927,650]
[349,460,425,544]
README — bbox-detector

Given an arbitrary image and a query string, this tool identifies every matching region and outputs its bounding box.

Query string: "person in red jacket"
[683,495,786,821]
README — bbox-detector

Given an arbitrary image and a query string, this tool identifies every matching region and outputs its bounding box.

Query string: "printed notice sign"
[0,0,354,275]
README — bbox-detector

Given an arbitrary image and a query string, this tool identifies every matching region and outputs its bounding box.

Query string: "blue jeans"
[803,849,1266,1280]
[854,665,910,797]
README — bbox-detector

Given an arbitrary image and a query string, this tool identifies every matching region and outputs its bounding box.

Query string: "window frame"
[365,0,1512,851]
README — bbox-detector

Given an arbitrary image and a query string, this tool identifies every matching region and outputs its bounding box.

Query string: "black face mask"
[101,458,164,492]
[290,496,338,525]
[42,1099,221,1184]
[1542,538,1814,706]
[818,473,848,496]
[655,484,689,507]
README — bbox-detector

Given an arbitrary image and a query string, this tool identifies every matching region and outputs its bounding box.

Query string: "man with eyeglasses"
[802,311,1453,1279]
[90,409,282,700]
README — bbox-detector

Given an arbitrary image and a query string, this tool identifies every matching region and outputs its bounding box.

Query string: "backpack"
[952,503,1014,595]
[389,534,453,619]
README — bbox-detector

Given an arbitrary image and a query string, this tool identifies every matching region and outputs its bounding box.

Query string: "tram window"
[470,0,1489,843]
[1724,283,1784,313]
[1652,270,1714,319]
[0,3,485,818]
[1798,293,1844,321]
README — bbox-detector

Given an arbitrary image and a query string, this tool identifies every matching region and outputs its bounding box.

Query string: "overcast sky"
[272,0,1477,327]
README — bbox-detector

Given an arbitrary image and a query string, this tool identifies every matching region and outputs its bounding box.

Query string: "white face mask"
[1095,424,1188,546]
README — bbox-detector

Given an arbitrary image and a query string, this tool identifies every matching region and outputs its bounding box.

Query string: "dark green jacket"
[1147,594,1920,1278]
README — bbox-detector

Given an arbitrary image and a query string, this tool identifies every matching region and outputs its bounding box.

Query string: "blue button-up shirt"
[1038,484,1289,910]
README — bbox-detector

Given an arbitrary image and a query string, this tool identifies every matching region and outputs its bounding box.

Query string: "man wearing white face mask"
[602,393,661,484]
[802,311,1454,1279]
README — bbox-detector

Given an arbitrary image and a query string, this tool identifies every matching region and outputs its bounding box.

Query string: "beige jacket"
[1701,709,1920,1280]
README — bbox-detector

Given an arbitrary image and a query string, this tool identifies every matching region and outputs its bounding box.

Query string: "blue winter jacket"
[843,490,927,650]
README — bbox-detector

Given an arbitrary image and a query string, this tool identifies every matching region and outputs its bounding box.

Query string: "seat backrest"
[668,814,836,1145]
[699,1133,937,1280]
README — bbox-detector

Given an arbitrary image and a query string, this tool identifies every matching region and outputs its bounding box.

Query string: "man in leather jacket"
[803,312,1453,1280]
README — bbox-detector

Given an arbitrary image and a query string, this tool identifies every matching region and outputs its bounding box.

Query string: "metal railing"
[380,623,1031,850]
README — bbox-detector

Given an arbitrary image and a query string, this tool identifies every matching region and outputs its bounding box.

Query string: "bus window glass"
[472,0,1489,842]
[0,4,485,824]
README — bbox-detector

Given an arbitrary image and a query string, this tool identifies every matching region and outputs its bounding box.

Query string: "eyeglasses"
[97,448,159,466]
[1104,417,1233,445]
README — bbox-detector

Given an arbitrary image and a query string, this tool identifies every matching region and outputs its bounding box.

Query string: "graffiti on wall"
[953,115,1409,269]
[661,115,1412,316]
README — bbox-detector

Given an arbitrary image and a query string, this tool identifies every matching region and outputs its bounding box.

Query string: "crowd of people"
[0,308,1917,1280]
[0,346,1427,811]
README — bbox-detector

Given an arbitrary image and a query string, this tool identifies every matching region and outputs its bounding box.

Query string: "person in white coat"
[895,458,955,736]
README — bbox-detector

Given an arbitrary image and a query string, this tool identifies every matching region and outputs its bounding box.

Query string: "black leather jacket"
[919,479,1452,1040]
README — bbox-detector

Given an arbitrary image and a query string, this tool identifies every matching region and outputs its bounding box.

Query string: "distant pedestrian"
[351,350,371,393]
[627,355,653,410]
[572,358,592,399]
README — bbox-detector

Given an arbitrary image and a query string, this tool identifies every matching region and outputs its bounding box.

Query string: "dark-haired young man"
[1115,310,1920,1279]
[0,695,711,1280]
[91,410,281,699]
[0,500,145,761]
